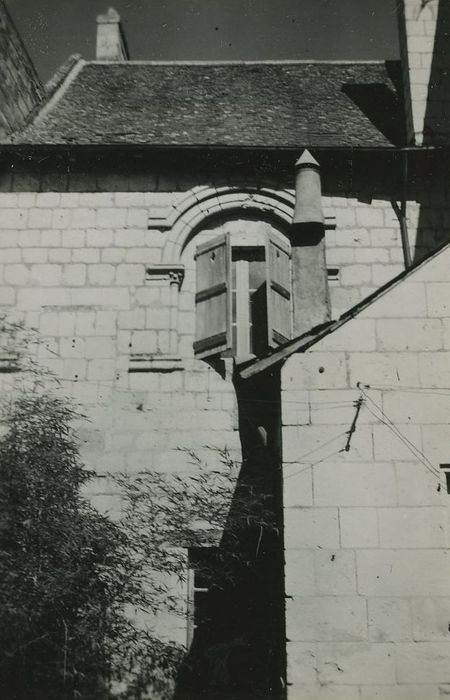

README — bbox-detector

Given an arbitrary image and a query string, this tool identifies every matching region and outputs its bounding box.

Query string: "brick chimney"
[290,150,331,337]
[96,8,129,61]
[0,0,44,138]
[398,0,450,145]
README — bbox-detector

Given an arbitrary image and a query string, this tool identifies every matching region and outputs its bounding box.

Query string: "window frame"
[194,228,292,361]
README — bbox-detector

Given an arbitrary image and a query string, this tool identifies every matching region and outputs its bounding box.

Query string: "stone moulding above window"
[129,354,183,372]
[148,184,336,265]
[145,264,185,288]
[148,209,173,231]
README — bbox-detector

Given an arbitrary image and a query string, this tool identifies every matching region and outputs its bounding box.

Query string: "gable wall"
[282,246,450,699]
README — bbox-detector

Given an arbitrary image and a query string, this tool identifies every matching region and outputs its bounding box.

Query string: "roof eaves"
[1,142,405,152]
[86,58,391,66]
[239,238,450,379]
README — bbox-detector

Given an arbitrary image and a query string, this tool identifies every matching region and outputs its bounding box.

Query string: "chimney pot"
[96,7,129,61]
[98,7,121,23]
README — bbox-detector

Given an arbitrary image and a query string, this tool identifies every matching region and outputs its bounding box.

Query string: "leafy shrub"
[0,318,275,699]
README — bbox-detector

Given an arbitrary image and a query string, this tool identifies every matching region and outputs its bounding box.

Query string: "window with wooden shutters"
[194,230,291,360]
[266,232,291,347]
[194,234,232,359]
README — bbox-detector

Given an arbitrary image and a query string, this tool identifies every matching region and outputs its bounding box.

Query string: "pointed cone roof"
[295,149,320,169]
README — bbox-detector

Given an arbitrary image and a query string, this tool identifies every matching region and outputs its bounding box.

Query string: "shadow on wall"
[341,61,405,147]
[340,3,450,266]
[423,0,450,146]
[413,1,450,263]
[411,151,450,264]
[174,367,286,700]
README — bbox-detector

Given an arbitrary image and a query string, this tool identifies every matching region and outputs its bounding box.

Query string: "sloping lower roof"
[240,239,450,379]
[8,59,404,148]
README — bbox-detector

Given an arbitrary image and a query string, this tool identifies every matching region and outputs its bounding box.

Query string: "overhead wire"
[358,385,444,484]
[4,338,448,489]
[360,388,439,471]
[284,447,346,481]
[356,383,450,396]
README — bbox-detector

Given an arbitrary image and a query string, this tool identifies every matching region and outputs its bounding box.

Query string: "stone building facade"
[1,0,450,697]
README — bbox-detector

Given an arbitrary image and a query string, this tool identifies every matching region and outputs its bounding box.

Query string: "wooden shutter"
[266,233,292,347]
[194,233,232,358]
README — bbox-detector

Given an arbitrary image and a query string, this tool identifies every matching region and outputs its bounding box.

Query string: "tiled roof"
[9,59,404,148]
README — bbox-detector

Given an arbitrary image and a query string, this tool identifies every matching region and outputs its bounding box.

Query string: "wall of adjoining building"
[282,244,450,699]
[0,1,44,138]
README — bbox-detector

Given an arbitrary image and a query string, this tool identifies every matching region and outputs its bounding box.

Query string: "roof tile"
[10,60,404,148]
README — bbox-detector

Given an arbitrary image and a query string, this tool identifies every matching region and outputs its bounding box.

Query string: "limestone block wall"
[0,184,242,473]
[282,244,450,699]
[323,188,450,318]
[1,167,448,325]
[324,196,404,318]
[0,175,242,647]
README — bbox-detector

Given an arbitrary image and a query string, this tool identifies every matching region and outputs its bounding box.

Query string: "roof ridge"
[45,54,83,98]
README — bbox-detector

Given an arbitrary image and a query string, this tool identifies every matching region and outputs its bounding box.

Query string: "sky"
[8,0,400,83]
